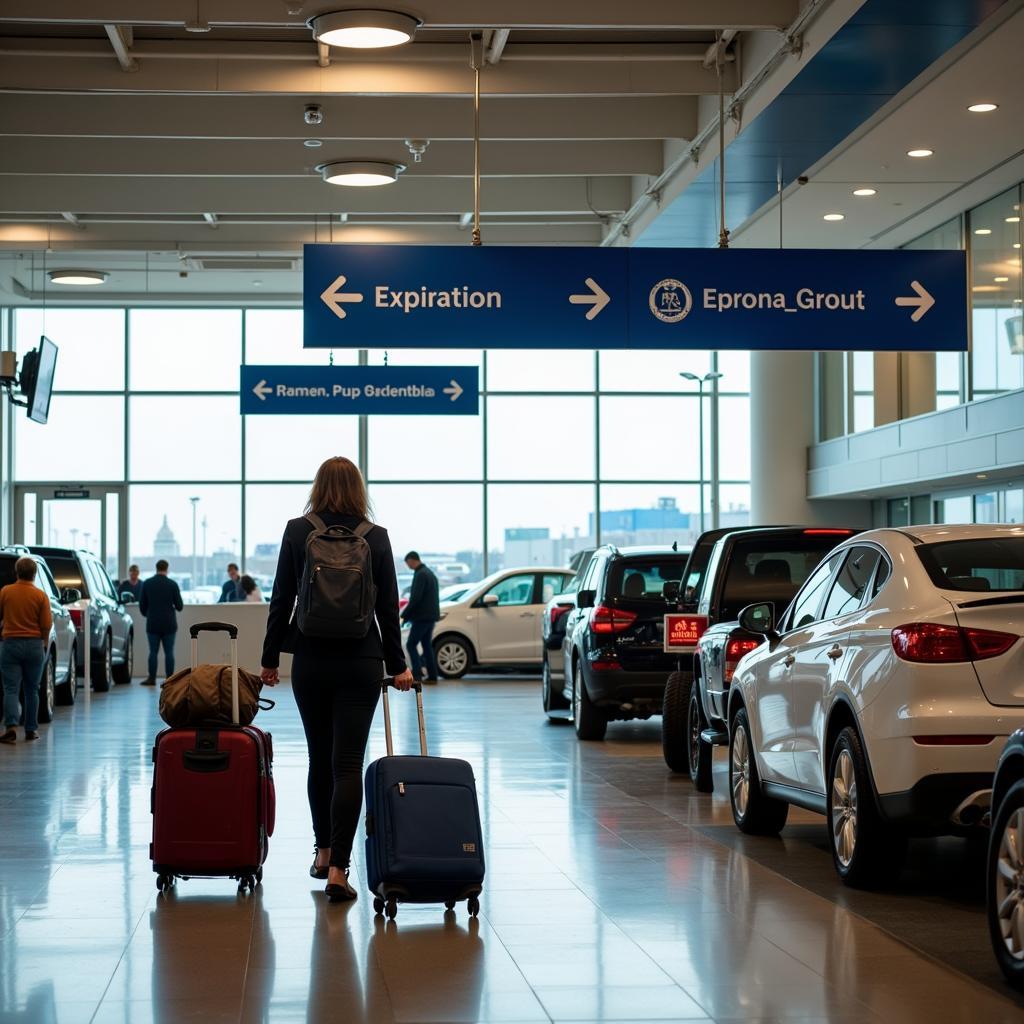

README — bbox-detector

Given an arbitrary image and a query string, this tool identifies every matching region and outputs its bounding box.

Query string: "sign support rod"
[716,31,730,250]
[470,32,484,247]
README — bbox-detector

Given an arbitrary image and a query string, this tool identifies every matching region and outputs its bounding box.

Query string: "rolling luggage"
[364,680,485,919]
[150,622,275,895]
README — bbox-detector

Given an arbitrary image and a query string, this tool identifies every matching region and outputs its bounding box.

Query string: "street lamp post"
[680,370,724,534]
[189,497,200,594]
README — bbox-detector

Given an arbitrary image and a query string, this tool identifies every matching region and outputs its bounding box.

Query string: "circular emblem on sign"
[649,278,693,323]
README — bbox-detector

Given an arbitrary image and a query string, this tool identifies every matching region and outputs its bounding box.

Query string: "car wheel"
[38,652,56,724]
[661,671,690,774]
[572,660,607,741]
[112,633,133,685]
[827,726,905,887]
[434,635,471,680]
[92,633,113,693]
[687,686,714,792]
[56,644,78,706]
[988,779,1024,989]
[542,652,569,717]
[729,707,788,835]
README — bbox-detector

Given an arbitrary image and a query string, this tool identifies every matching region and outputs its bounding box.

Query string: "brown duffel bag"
[159,663,267,728]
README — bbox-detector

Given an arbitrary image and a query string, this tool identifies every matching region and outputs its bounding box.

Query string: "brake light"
[590,604,638,634]
[803,529,854,535]
[891,623,1018,663]
[724,637,761,683]
[69,609,83,628]
[590,660,621,671]
[551,604,573,627]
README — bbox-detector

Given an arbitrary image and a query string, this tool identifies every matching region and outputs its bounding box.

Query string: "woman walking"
[260,457,412,902]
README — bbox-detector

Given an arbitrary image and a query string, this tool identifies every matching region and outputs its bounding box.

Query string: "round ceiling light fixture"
[994,276,1010,282]
[48,269,107,286]
[967,102,998,113]
[907,148,933,158]
[310,9,419,48]
[318,160,405,186]
[974,227,992,235]
[823,213,845,221]
[852,187,877,197]
[1007,216,1021,223]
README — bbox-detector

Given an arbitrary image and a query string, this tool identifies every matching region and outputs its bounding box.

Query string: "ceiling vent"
[186,257,300,272]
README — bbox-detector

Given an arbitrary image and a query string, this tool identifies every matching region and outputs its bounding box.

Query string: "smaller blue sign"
[240,365,479,416]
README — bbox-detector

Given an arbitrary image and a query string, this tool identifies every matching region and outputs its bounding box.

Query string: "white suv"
[727,524,1024,886]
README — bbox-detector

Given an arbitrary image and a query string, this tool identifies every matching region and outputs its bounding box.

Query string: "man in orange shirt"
[1,557,52,744]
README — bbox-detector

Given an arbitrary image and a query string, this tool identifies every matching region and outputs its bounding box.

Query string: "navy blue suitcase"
[364,681,484,919]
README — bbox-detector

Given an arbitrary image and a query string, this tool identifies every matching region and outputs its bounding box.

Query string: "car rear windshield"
[719,534,854,621]
[0,558,19,588]
[917,537,1024,592]
[608,556,688,603]
[44,557,86,594]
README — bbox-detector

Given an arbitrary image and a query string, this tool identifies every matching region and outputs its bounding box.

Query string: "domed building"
[153,515,180,560]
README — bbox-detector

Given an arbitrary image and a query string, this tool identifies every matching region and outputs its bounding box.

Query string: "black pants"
[290,653,383,869]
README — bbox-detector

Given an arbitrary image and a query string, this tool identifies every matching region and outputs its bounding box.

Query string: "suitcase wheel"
[237,873,258,894]
[373,897,385,916]
[467,895,480,918]
[444,900,456,912]
[156,874,175,895]
[385,896,398,920]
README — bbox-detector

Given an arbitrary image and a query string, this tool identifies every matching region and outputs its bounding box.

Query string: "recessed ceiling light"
[967,103,998,113]
[977,473,989,479]
[304,139,323,149]
[975,228,992,235]
[972,285,999,292]
[1007,216,1021,223]
[852,187,877,197]
[1015,243,1022,249]
[318,160,404,186]
[823,213,845,221]
[48,269,107,286]
[309,9,419,48]
[252,280,263,287]
[994,276,1010,282]
[907,148,933,158]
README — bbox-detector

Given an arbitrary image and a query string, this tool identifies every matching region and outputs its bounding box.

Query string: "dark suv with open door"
[30,547,134,692]
[561,545,690,740]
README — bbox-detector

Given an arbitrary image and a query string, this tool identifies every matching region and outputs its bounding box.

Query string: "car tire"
[92,633,113,693]
[38,652,57,724]
[434,635,472,680]
[56,644,78,706]
[661,671,690,774]
[729,707,788,835]
[542,652,569,717]
[988,779,1024,989]
[112,633,133,685]
[687,686,714,792]
[572,660,607,741]
[827,726,905,888]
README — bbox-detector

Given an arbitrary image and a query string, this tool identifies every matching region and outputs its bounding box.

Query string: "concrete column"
[874,351,936,426]
[750,351,870,526]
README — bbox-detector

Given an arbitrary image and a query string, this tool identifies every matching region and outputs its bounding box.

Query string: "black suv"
[560,545,690,740]
[30,548,135,692]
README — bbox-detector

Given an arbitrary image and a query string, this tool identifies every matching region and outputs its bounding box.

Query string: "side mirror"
[120,592,137,605]
[662,580,680,602]
[480,593,499,608]
[577,589,596,610]
[61,588,82,605]
[738,602,775,636]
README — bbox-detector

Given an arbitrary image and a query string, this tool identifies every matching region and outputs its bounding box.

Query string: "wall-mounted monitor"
[20,336,58,424]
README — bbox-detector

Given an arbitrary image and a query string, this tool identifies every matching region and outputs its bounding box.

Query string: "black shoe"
[310,846,329,880]
[325,870,357,903]
[0,729,15,745]
[24,731,39,741]
[141,677,156,687]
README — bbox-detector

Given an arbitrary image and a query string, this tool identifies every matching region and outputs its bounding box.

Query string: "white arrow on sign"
[569,277,611,320]
[894,280,935,322]
[443,379,464,402]
[252,379,272,401]
[320,274,364,319]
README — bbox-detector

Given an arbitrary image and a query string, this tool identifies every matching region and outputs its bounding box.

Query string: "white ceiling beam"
[102,23,137,71]
[0,137,664,178]
[0,174,632,215]
[60,210,84,229]
[0,52,737,95]
[0,1,797,31]
[486,29,510,65]
[0,94,697,141]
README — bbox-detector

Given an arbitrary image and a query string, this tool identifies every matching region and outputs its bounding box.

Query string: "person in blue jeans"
[139,559,183,687]
[0,558,52,743]
[401,552,440,683]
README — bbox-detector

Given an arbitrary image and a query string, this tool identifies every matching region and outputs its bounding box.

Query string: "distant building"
[153,515,180,559]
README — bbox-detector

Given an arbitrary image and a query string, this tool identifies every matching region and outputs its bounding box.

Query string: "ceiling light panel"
[48,269,107,286]
[310,10,419,48]
[319,160,405,186]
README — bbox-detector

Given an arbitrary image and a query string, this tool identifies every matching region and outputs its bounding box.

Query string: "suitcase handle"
[190,621,239,639]
[380,678,428,758]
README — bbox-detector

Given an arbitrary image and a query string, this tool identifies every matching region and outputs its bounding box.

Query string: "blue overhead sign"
[240,365,479,415]
[303,244,967,352]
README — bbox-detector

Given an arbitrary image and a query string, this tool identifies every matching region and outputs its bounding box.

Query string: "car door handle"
[826,645,843,661]
[519,612,535,618]
[783,654,795,668]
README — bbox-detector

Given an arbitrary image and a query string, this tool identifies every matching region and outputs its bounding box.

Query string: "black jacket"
[402,564,440,623]
[218,579,241,603]
[262,514,406,676]
[139,574,183,635]
[119,578,143,602]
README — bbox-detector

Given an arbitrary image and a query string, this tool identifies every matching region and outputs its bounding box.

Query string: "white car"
[727,524,1024,886]
[403,566,574,679]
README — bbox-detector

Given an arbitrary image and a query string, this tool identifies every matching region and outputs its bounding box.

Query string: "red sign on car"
[663,614,708,652]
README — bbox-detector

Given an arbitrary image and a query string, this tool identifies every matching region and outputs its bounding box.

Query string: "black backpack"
[296,515,377,639]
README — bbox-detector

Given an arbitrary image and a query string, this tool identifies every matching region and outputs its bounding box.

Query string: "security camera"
[304,104,324,126]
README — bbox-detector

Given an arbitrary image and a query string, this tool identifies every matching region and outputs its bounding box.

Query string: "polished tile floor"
[1,677,1022,1023]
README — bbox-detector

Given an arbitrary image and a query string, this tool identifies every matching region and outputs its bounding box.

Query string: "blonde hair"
[306,457,370,518]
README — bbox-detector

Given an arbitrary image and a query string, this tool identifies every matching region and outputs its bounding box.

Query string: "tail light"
[891,623,1018,663]
[724,637,761,683]
[551,604,573,628]
[803,529,854,535]
[590,604,638,635]
[69,609,83,628]
[590,659,621,671]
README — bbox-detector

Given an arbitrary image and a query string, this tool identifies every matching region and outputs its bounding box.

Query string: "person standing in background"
[0,558,51,744]
[119,564,143,602]
[140,560,183,687]
[240,574,263,603]
[401,551,440,684]
[218,563,242,603]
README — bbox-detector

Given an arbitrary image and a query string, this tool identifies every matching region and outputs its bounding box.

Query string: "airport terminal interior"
[2,1,1024,1021]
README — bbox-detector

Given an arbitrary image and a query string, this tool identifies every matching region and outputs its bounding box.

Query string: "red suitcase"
[151,622,275,894]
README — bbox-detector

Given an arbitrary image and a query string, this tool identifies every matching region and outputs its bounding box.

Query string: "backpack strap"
[305,513,327,532]
[353,520,374,539]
